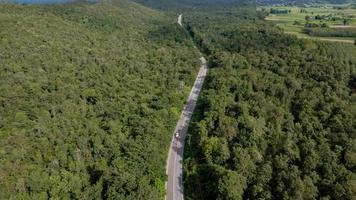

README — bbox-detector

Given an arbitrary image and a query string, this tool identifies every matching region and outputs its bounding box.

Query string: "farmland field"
[259,4,356,43]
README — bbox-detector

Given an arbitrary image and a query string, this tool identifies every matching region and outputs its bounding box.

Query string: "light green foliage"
[0,0,200,199]
[217,170,246,200]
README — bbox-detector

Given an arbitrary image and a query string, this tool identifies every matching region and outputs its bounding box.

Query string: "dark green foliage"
[0,1,200,199]
[303,27,356,38]
[184,9,356,200]
[270,8,290,14]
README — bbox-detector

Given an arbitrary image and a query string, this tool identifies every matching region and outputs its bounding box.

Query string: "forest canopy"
[184,8,356,200]
[0,0,201,199]
[0,0,355,199]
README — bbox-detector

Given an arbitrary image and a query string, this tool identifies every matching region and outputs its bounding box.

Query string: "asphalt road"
[165,57,207,200]
[178,14,183,26]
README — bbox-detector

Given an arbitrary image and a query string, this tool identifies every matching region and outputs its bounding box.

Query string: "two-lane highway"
[165,57,207,200]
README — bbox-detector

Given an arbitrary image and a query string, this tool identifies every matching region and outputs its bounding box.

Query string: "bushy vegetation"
[184,8,356,200]
[270,8,290,14]
[303,27,356,37]
[0,1,201,199]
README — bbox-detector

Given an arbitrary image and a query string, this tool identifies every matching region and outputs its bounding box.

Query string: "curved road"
[165,57,207,200]
[178,14,183,26]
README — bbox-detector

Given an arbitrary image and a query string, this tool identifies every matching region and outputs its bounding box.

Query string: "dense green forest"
[0,0,201,199]
[184,8,356,200]
[1,0,356,199]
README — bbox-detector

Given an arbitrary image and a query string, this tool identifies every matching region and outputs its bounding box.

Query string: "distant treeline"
[133,0,254,10]
[257,0,352,5]
[303,27,356,37]
[270,8,290,14]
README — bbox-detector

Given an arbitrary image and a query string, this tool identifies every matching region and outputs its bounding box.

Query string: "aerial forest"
[0,1,201,199]
[0,0,355,199]
[184,7,356,200]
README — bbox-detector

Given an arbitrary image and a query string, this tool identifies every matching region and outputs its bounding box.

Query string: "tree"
[343,18,350,26]
[217,170,246,200]
[305,15,311,21]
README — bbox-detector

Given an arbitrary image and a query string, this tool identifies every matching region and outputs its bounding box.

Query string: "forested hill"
[0,0,201,199]
[184,8,356,200]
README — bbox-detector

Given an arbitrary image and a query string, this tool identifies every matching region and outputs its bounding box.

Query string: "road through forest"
[165,46,207,200]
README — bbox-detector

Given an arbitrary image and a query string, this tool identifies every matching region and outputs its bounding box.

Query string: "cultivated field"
[260,4,356,44]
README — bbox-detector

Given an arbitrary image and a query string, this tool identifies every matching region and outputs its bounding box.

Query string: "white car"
[175,132,179,138]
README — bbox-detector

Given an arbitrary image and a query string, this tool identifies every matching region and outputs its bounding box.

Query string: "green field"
[259,5,356,43]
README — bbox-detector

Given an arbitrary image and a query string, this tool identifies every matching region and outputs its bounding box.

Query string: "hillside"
[184,8,356,200]
[0,0,200,199]
[1,0,355,199]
